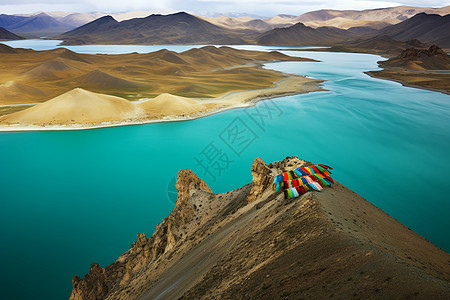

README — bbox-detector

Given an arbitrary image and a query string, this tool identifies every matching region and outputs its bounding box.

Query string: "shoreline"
[365,71,450,95]
[279,47,450,95]
[0,76,325,132]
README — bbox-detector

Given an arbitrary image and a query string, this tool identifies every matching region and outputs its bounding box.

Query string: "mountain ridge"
[379,13,450,48]
[1,5,450,39]
[256,12,450,48]
[59,12,254,45]
[4,12,74,36]
[68,156,450,300]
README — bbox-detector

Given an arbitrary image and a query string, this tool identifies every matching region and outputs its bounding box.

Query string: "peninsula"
[0,44,323,130]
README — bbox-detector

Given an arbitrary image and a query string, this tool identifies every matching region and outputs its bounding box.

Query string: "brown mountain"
[379,13,450,48]
[0,27,24,40]
[257,22,349,45]
[257,11,450,52]
[368,44,450,95]
[69,156,450,300]
[327,36,430,56]
[59,12,254,45]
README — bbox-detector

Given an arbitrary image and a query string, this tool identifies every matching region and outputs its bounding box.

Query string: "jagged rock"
[175,169,212,206]
[69,169,214,300]
[70,263,108,300]
[247,157,272,203]
[399,45,447,59]
[378,44,450,71]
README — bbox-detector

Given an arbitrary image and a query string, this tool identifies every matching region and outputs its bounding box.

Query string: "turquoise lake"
[1,41,450,300]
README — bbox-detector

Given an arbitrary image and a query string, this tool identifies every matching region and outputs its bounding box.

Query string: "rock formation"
[398,44,448,59]
[69,168,214,300]
[247,157,272,203]
[379,45,450,70]
[70,156,450,300]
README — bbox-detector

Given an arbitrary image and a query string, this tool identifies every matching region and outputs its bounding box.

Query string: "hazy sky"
[1,0,449,16]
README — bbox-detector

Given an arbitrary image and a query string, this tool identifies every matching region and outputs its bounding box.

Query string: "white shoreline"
[0,76,325,132]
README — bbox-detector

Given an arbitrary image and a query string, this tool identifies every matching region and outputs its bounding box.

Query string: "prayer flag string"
[273,164,334,199]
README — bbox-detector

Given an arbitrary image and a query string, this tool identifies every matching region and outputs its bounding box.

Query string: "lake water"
[1,40,449,300]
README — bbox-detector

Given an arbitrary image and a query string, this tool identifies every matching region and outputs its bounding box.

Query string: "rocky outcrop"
[398,44,447,59]
[69,169,214,300]
[247,157,272,203]
[70,157,450,300]
[378,45,450,71]
[175,169,212,206]
[70,263,108,300]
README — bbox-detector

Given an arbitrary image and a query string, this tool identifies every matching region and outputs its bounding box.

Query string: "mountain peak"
[34,12,50,18]
[95,15,118,23]
[173,11,190,16]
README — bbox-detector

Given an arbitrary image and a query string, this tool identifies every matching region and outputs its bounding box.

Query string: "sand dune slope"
[0,88,142,125]
[139,93,205,115]
[24,58,82,81]
[0,81,47,104]
[75,70,147,90]
[49,48,91,63]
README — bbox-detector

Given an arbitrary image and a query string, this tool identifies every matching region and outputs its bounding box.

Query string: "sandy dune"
[0,81,47,104]
[0,88,143,125]
[139,93,205,115]
[0,45,314,105]
[0,45,323,129]
[24,58,83,80]
[0,75,323,130]
[75,70,148,90]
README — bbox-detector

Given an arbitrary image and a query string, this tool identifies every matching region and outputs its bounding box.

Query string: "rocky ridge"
[380,44,450,70]
[70,156,450,300]
[70,169,215,299]
[398,44,448,59]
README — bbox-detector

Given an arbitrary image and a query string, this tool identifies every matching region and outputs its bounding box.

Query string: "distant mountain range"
[257,23,348,46]
[297,5,450,29]
[59,12,252,45]
[200,5,450,32]
[379,13,450,48]
[56,11,450,50]
[0,6,449,50]
[257,12,450,48]
[0,5,449,39]
[0,12,74,37]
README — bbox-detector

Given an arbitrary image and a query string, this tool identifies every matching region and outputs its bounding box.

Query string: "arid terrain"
[279,37,450,94]
[0,44,323,129]
[69,156,450,300]
[369,45,450,94]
